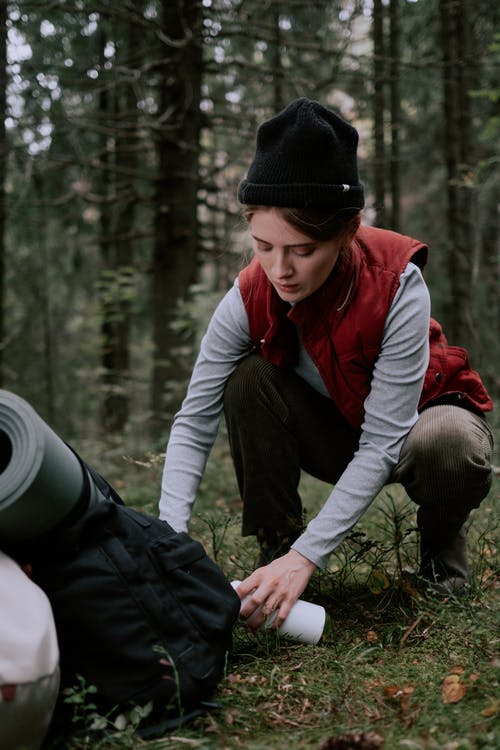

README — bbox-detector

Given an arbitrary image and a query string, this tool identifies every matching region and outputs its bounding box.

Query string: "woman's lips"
[275,282,299,293]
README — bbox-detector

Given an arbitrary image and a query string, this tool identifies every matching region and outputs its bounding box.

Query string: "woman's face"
[250,208,345,303]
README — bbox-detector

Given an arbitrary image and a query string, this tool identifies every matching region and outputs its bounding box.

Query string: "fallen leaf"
[383,685,400,698]
[442,674,467,704]
[366,629,378,642]
[481,566,493,581]
[383,684,414,699]
[367,568,390,595]
[227,673,244,683]
[481,698,499,717]
[450,665,465,675]
[400,572,420,597]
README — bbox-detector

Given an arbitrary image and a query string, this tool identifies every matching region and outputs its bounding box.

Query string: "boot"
[256,527,300,567]
[419,525,471,595]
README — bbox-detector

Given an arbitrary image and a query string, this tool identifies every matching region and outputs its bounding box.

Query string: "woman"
[159,98,494,632]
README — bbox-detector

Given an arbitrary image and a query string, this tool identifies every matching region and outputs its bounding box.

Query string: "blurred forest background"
[0,0,498,454]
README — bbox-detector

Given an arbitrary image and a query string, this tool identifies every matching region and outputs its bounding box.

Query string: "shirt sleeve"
[291,262,431,569]
[159,281,251,531]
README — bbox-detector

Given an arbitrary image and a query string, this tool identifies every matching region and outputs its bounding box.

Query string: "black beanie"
[238,97,364,211]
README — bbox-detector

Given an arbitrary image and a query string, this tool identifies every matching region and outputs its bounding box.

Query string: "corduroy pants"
[223,354,494,550]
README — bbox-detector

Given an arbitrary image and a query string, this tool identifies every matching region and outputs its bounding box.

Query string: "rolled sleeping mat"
[0,390,85,541]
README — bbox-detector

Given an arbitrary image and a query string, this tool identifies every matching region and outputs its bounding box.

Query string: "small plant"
[56,676,158,749]
[152,644,184,720]
[63,675,101,729]
[197,511,233,562]
[375,491,418,579]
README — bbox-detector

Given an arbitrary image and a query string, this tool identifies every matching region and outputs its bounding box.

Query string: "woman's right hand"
[236,549,316,631]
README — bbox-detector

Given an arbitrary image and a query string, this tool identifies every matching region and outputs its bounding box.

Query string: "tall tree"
[0,1,6,386]
[271,1,285,112]
[439,0,476,351]
[99,19,140,433]
[151,0,203,432]
[372,0,386,227]
[389,0,401,231]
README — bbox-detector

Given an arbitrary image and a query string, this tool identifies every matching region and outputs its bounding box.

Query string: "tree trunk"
[271,1,285,112]
[0,2,6,386]
[373,0,386,227]
[439,0,476,352]
[389,0,400,231]
[151,0,203,434]
[99,22,139,433]
[479,181,500,395]
[32,174,56,423]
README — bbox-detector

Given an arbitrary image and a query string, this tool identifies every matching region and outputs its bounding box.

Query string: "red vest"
[239,225,493,428]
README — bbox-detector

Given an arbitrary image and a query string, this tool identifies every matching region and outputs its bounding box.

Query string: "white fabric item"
[0,550,60,750]
[0,549,59,684]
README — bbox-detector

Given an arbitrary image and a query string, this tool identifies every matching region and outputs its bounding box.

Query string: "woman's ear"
[349,214,361,236]
[339,214,361,248]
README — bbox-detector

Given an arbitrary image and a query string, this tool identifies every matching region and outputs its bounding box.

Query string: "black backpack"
[26,460,241,738]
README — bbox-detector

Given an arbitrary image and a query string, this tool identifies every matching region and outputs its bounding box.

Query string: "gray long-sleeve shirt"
[159,261,431,569]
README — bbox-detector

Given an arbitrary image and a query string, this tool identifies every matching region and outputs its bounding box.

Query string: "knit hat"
[238,97,364,211]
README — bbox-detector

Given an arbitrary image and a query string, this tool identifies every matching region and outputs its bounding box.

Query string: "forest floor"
[48,426,499,750]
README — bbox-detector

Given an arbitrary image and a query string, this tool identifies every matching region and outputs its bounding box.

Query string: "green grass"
[49,429,499,750]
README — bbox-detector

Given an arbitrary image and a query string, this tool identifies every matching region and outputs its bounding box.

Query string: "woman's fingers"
[236,550,316,631]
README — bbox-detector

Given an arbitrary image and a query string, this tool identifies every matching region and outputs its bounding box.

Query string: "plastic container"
[231,580,326,645]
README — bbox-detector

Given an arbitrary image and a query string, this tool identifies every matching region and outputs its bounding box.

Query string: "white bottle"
[231,580,326,645]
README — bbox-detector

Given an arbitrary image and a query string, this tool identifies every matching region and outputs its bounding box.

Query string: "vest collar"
[257,239,361,366]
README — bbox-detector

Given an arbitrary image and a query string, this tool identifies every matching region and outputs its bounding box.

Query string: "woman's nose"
[273,250,293,277]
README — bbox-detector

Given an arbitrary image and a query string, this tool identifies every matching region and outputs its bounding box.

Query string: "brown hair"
[241,205,360,243]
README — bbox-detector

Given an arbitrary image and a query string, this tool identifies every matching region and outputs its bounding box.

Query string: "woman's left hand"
[236,549,317,631]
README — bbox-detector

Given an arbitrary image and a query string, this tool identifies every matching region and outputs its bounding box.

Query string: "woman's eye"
[255,242,272,252]
[293,246,315,256]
